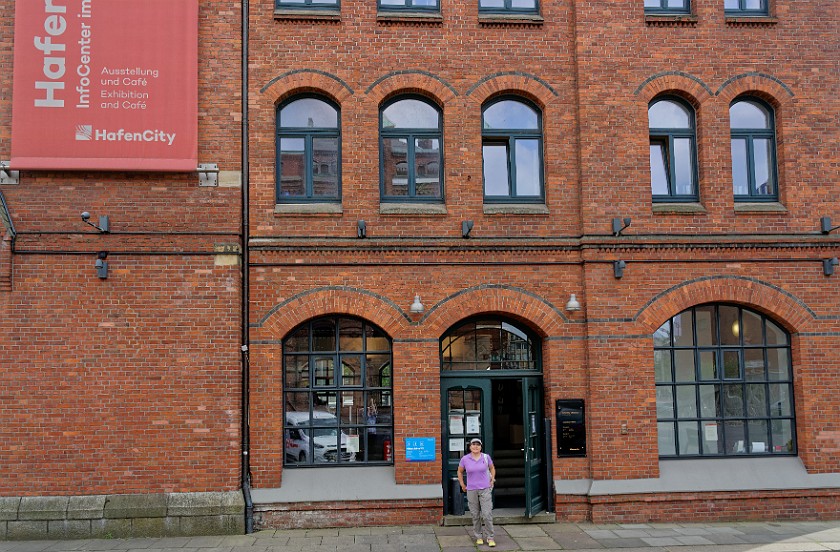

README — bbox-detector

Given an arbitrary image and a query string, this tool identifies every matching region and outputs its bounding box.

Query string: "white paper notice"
[449,415,463,435]
[704,423,718,442]
[466,414,480,434]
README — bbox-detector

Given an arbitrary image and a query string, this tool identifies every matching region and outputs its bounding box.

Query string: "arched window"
[283,316,393,466]
[649,97,698,202]
[482,97,544,202]
[730,98,777,201]
[654,304,795,457]
[277,96,340,202]
[441,318,540,371]
[380,97,443,201]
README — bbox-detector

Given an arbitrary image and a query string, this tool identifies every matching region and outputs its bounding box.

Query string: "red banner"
[11,0,198,171]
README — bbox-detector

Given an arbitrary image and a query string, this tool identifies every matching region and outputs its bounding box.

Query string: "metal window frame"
[730,98,778,202]
[478,0,540,15]
[644,0,691,14]
[649,97,699,203]
[275,0,340,8]
[377,0,440,11]
[276,96,342,203]
[724,0,768,16]
[379,96,445,203]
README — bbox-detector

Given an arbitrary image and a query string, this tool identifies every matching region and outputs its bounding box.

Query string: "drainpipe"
[240,0,254,534]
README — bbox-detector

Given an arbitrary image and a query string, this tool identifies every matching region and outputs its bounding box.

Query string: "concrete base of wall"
[254,498,442,529]
[0,492,245,540]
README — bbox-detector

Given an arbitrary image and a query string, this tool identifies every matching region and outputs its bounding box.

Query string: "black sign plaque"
[556,399,586,457]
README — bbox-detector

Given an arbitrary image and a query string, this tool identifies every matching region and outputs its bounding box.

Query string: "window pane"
[483,143,510,196]
[279,138,306,197]
[285,326,310,352]
[654,321,671,347]
[674,350,696,382]
[311,426,340,464]
[767,349,790,380]
[723,384,744,417]
[723,350,741,379]
[720,306,740,346]
[313,391,337,415]
[753,138,774,196]
[381,0,405,4]
[699,385,718,417]
[742,309,762,345]
[724,0,738,7]
[338,318,364,351]
[368,428,393,461]
[654,350,672,382]
[745,0,762,9]
[514,139,541,196]
[746,384,768,417]
[285,392,310,415]
[698,351,716,380]
[658,421,676,455]
[768,384,792,416]
[656,387,674,418]
[365,325,390,352]
[695,306,715,346]
[339,390,364,424]
[383,138,409,196]
[748,419,768,452]
[366,355,392,388]
[673,138,694,196]
[678,421,700,454]
[673,310,694,347]
[744,348,765,381]
[730,101,769,129]
[312,138,339,198]
[704,421,723,455]
[766,320,788,345]
[479,0,505,7]
[649,142,669,195]
[382,99,439,129]
[510,0,536,8]
[414,138,442,198]
[285,355,310,388]
[666,0,686,7]
[340,356,362,387]
[731,138,749,196]
[483,100,539,130]
[414,0,438,5]
[719,420,739,455]
[644,0,660,6]
[676,385,697,417]
[281,98,338,128]
[313,356,335,387]
[771,420,793,453]
[312,319,336,351]
[649,100,691,129]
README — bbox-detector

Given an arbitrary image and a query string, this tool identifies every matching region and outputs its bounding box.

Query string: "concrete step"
[444,508,556,526]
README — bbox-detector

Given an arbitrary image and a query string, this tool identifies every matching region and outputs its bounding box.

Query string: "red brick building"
[2,0,839,538]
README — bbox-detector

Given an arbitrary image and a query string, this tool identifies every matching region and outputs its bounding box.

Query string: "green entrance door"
[442,376,545,517]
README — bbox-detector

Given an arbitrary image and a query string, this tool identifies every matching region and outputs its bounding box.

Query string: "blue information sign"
[405,437,436,462]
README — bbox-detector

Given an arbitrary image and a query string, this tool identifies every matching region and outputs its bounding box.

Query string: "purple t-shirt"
[459,453,493,490]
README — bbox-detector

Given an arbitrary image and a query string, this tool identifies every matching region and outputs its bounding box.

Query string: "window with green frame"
[275,0,338,9]
[730,98,777,201]
[380,96,443,202]
[724,0,768,15]
[479,0,538,14]
[276,96,340,203]
[283,316,393,466]
[378,0,439,11]
[649,96,699,202]
[644,0,690,13]
[655,304,796,458]
[441,317,540,372]
[482,97,544,203]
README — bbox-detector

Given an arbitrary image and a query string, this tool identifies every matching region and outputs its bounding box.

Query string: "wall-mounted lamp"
[823,257,839,276]
[410,295,424,314]
[461,220,474,239]
[81,211,110,233]
[820,217,840,235]
[95,251,108,279]
[0,161,19,185]
[612,217,631,236]
[357,220,366,239]
[613,260,626,279]
[565,294,581,312]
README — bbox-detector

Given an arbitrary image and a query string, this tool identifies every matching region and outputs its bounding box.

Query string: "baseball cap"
[469,438,482,445]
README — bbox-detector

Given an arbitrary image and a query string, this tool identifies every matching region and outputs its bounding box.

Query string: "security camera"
[81,211,91,222]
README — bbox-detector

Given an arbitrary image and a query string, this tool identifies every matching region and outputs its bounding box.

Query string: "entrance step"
[444,508,556,526]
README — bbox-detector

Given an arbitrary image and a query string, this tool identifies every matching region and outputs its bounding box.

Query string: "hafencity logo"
[75,125,177,146]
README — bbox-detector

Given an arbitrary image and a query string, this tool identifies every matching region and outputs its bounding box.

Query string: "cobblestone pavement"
[0,522,838,552]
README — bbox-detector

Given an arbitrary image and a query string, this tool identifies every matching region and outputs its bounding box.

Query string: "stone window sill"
[379,202,447,215]
[645,14,698,26]
[377,11,443,23]
[725,15,777,25]
[734,202,787,213]
[274,8,341,21]
[275,203,343,215]
[478,13,544,25]
[483,203,549,215]
[652,202,707,214]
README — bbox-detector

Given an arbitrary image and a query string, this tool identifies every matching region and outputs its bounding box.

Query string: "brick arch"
[252,286,412,341]
[634,71,714,106]
[634,276,816,335]
[420,285,568,339]
[365,70,458,106]
[260,69,354,106]
[465,72,558,109]
[716,72,795,106]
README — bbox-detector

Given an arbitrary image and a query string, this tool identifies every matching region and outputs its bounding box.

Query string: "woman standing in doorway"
[457,438,496,547]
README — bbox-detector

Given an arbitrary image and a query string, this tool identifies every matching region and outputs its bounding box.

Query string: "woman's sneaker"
[488,539,496,547]
[475,538,484,545]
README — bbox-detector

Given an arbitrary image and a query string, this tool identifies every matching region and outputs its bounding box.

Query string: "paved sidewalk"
[0,521,838,552]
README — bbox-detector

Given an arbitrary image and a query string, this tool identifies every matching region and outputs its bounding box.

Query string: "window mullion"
[508,137,516,197]
[744,134,757,197]
[407,132,416,198]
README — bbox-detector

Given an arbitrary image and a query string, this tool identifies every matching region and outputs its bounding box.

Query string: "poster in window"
[466,413,480,435]
[449,414,463,435]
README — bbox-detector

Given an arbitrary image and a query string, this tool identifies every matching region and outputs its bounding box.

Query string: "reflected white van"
[284,411,356,463]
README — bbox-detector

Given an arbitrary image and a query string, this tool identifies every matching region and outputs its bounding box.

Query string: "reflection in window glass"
[441,318,539,371]
[730,98,777,200]
[649,97,697,200]
[283,317,393,467]
[655,304,795,457]
[482,98,543,201]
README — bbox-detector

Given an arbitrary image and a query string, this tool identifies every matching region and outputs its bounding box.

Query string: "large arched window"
[277,96,340,203]
[380,96,443,201]
[441,318,540,371]
[283,316,393,466]
[482,97,544,202]
[654,304,795,457]
[730,98,777,201]
[649,96,698,202]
